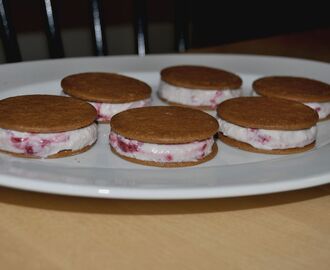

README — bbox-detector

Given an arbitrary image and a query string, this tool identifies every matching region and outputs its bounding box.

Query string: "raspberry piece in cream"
[218,119,316,150]
[253,76,330,121]
[304,102,330,120]
[0,95,97,158]
[110,106,219,167]
[89,98,151,122]
[159,65,242,109]
[254,91,330,120]
[110,131,215,163]
[0,124,97,158]
[61,72,152,122]
[217,97,318,154]
[159,82,242,109]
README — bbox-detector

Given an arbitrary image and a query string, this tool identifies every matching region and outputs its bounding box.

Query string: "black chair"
[0,0,190,63]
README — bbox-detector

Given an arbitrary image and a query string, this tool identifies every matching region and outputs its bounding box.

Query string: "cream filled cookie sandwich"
[61,72,152,122]
[0,95,97,158]
[158,65,242,109]
[110,106,219,167]
[253,76,330,120]
[217,97,318,154]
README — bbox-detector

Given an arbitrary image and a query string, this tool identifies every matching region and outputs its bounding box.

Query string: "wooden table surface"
[1,28,330,269]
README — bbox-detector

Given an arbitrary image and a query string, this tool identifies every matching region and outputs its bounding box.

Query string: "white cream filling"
[159,81,242,108]
[90,98,151,121]
[253,91,330,119]
[218,118,316,150]
[304,102,330,119]
[62,92,151,121]
[0,123,97,157]
[109,131,214,163]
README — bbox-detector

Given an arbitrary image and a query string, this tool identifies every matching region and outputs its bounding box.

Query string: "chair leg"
[133,0,149,56]
[89,0,108,56]
[40,0,65,58]
[0,0,22,63]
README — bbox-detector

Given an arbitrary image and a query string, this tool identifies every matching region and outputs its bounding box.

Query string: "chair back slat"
[133,0,148,56]
[41,0,64,58]
[89,0,108,56]
[0,0,21,62]
[174,0,190,52]
[1,1,190,62]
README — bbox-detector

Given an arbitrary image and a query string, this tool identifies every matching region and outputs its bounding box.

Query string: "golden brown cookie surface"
[61,72,151,103]
[217,97,318,130]
[161,65,242,90]
[0,95,97,133]
[110,106,219,144]
[253,76,330,102]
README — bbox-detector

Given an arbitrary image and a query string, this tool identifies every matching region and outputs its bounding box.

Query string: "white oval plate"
[0,54,329,199]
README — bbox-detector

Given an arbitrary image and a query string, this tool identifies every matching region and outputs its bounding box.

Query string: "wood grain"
[0,185,329,269]
[190,28,330,63]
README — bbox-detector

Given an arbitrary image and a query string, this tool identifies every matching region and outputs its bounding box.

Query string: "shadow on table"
[0,185,329,215]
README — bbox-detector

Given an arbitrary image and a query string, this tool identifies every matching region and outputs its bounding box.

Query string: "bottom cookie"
[0,142,96,159]
[319,114,330,122]
[219,133,315,154]
[158,94,215,111]
[110,143,218,167]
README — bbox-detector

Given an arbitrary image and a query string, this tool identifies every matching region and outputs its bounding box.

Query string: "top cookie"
[160,65,242,90]
[253,76,330,102]
[217,97,318,130]
[111,106,219,144]
[0,95,97,133]
[61,72,152,103]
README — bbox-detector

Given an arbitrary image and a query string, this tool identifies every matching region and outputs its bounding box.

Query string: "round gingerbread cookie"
[158,65,242,110]
[0,95,97,158]
[253,76,330,120]
[217,97,318,154]
[110,106,219,167]
[61,72,152,122]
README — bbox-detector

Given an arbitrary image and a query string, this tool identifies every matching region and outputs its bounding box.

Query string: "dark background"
[190,2,329,47]
[5,0,330,50]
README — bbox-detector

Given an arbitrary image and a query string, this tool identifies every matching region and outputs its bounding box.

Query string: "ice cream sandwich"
[253,76,330,120]
[0,95,97,158]
[110,106,219,167]
[61,72,152,122]
[158,65,242,110]
[217,97,318,154]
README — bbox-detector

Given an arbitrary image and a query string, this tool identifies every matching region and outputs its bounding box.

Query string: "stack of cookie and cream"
[0,65,328,167]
